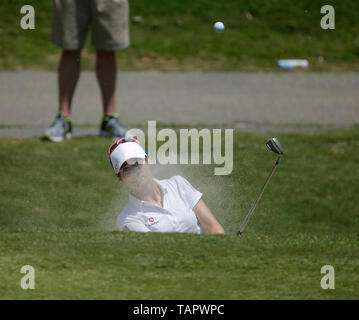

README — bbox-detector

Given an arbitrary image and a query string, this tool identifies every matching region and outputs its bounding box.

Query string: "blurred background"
[1,0,359,131]
[1,0,359,71]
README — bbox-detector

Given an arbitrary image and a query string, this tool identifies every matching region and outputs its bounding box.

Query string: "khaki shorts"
[51,0,129,51]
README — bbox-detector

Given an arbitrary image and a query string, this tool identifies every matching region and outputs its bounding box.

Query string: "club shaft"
[238,156,281,235]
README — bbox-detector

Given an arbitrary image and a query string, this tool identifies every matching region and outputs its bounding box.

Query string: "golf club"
[237,138,284,235]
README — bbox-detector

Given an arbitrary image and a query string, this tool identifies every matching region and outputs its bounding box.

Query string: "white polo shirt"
[117,175,203,234]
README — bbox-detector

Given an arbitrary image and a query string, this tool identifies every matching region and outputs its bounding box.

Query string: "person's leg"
[95,50,116,116]
[92,0,128,138]
[96,50,126,138]
[58,49,82,117]
[44,0,89,142]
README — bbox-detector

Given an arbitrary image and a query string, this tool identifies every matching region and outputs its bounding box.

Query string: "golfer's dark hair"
[109,142,120,156]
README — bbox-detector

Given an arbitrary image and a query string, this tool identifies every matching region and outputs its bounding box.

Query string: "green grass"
[1,231,358,299]
[0,0,359,71]
[0,128,358,299]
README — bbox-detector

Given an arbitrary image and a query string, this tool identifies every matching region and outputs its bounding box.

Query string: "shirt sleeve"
[121,221,151,233]
[175,175,203,209]
[118,213,151,233]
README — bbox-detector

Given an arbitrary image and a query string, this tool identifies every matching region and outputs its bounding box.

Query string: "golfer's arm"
[194,199,225,234]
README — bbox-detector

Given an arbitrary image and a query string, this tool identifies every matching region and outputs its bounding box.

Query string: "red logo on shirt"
[149,217,154,223]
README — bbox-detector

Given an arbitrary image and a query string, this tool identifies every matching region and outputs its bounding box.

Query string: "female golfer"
[108,137,225,234]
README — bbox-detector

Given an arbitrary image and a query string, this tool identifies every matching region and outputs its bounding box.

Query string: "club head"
[266,138,284,155]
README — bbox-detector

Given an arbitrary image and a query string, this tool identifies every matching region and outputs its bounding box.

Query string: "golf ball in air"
[214,21,225,32]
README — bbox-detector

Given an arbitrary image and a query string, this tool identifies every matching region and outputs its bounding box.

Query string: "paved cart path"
[0,72,358,137]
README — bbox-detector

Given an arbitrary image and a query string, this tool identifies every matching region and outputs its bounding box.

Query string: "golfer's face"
[119,158,147,182]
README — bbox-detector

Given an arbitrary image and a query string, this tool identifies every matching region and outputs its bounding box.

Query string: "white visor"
[110,142,147,174]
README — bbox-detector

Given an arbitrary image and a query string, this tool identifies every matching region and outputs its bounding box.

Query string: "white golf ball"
[214,21,225,32]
